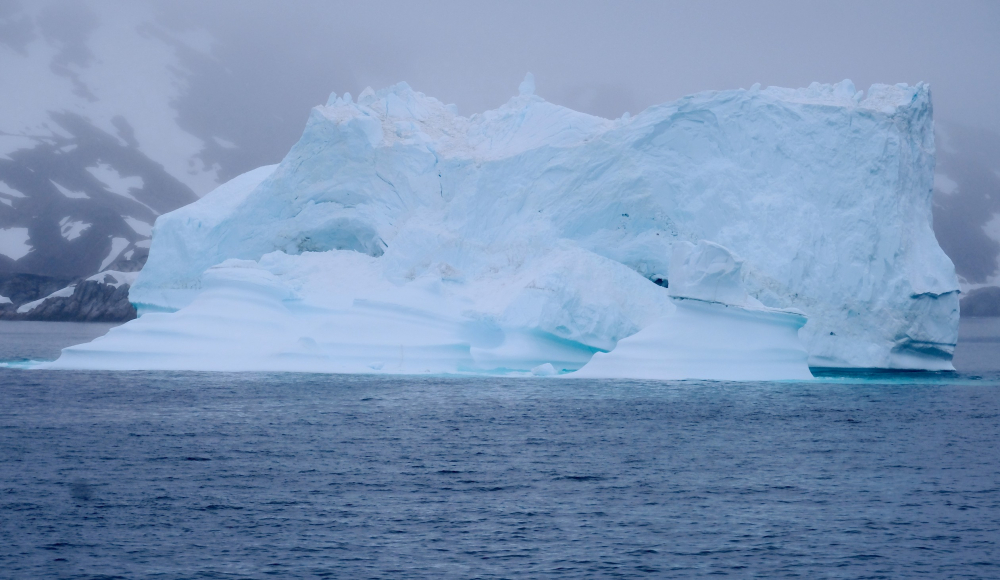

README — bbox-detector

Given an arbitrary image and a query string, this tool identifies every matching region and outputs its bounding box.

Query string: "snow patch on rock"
[87,270,139,288]
[18,285,76,313]
[99,237,130,271]
[87,163,144,199]
[51,181,90,200]
[0,182,26,198]
[124,217,152,237]
[0,227,31,261]
[59,217,91,241]
[983,213,1000,244]
[934,173,959,196]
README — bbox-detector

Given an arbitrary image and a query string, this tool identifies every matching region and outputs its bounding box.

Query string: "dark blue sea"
[1,320,999,579]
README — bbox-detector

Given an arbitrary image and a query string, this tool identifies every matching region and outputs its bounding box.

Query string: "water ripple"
[1,369,999,578]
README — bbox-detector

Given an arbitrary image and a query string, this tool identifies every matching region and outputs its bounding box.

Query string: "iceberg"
[47,76,959,377]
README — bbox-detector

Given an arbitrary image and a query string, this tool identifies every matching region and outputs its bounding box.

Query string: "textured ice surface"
[574,241,811,380]
[50,77,959,376]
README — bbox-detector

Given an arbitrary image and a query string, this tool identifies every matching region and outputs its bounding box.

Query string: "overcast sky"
[160,0,1000,288]
[2,0,999,285]
[154,0,1000,125]
[5,0,997,179]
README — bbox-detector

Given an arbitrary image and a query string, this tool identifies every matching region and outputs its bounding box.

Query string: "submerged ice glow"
[48,76,959,378]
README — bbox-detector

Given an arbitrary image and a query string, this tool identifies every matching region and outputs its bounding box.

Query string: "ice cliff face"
[52,76,959,375]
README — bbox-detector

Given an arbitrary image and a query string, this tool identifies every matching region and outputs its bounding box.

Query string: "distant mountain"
[960,286,1000,317]
[0,0,222,281]
[0,111,198,277]
[0,0,226,318]
[932,122,1000,291]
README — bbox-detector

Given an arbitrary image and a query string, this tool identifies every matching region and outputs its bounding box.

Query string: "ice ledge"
[758,79,929,113]
[571,299,812,381]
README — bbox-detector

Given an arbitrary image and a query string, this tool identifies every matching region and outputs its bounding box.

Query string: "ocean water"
[0,321,998,578]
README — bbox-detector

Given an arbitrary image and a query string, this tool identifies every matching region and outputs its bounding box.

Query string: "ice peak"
[358,86,376,104]
[387,81,415,95]
[518,73,535,97]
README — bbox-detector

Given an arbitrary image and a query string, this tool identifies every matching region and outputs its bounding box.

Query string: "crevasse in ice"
[48,75,959,377]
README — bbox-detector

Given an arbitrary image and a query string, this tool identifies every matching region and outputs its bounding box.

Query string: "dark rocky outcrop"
[0,274,136,322]
[15,280,135,321]
[0,250,146,321]
[0,273,74,306]
[961,286,1000,317]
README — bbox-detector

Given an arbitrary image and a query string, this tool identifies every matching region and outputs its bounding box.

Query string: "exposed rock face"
[961,286,1000,317]
[0,272,137,322]
[0,273,74,306]
[9,280,136,322]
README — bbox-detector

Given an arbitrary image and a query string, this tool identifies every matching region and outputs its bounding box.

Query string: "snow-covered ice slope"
[49,76,959,375]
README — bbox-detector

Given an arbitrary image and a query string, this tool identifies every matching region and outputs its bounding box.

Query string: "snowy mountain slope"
[0,0,213,279]
[0,110,199,277]
[932,123,1000,292]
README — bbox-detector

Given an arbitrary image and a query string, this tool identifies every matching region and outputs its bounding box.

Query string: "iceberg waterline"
[46,76,959,378]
